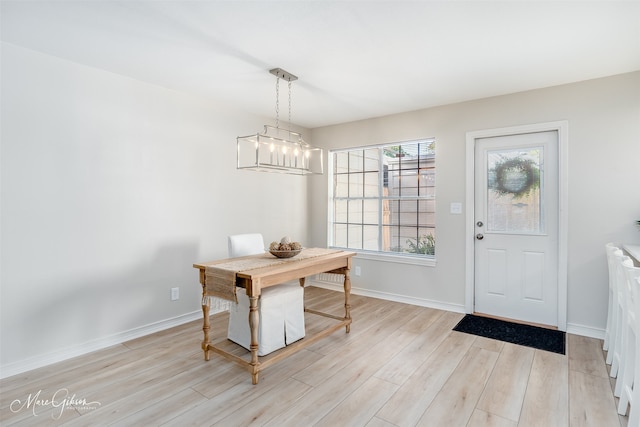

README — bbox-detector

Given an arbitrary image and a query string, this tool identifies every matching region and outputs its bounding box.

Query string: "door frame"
[465,121,569,331]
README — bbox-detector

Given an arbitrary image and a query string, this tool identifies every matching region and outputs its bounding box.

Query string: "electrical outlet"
[355,266,361,276]
[170,287,180,301]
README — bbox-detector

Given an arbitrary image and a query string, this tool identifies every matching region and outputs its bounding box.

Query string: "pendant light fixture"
[236,68,323,175]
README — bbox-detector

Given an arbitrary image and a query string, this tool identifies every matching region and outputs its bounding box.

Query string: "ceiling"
[2,1,639,129]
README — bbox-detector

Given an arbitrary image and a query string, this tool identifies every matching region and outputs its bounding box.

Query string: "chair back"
[622,259,640,333]
[228,233,265,257]
[606,243,620,289]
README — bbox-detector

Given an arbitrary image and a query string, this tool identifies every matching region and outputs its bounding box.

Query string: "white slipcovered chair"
[616,259,640,424]
[614,254,634,393]
[604,242,620,353]
[610,249,631,378]
[226,233,305,356]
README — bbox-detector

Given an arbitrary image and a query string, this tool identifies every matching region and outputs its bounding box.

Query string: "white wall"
[309,71,640,337]
[0,43,310,376]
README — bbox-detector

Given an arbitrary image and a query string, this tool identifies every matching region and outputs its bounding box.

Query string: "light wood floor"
[0,287,629,426]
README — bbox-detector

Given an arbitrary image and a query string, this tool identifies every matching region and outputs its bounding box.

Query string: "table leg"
[299,277,307,310]
[249,295,260,384]
[201,296,211,361]
[343,269,351,333]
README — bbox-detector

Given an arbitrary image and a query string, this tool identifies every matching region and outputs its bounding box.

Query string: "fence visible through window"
[330,139,436,257]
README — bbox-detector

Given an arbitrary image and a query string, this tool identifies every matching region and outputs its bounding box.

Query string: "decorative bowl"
[269,249,302,258]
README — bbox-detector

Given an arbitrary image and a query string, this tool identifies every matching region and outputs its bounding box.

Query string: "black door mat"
[453,314,566,355]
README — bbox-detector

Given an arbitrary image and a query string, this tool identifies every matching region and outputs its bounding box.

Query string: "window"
[329,139,436,258]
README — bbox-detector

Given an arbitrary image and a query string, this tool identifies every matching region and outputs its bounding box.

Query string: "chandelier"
[236,68,323,175]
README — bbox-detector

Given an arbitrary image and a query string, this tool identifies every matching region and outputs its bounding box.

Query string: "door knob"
[476,233,484,240]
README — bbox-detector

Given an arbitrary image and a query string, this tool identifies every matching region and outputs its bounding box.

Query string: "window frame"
[327,138,436,266]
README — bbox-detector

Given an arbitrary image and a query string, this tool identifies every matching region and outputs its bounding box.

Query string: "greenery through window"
[329,139,436,257]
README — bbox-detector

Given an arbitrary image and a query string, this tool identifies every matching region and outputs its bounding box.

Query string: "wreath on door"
[490,157,540,199]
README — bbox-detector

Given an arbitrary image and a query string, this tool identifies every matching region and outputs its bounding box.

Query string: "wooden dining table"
[193,248,356,384]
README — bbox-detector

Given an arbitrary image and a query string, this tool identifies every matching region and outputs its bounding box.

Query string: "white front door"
[474,131,559,326]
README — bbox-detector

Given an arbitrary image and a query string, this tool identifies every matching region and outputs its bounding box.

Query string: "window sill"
[332,248,436,267]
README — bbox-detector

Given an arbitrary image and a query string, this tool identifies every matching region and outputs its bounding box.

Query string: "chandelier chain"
[288,80,292,128]
[275,76,280,129]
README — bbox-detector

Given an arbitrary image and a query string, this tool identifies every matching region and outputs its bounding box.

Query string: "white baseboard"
[0,309,221,379]
[566,322,605,340]
[310,281,606,340]
[309,281,466,314]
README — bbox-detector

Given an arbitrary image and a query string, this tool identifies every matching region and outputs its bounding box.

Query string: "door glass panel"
[487,147,543,234]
